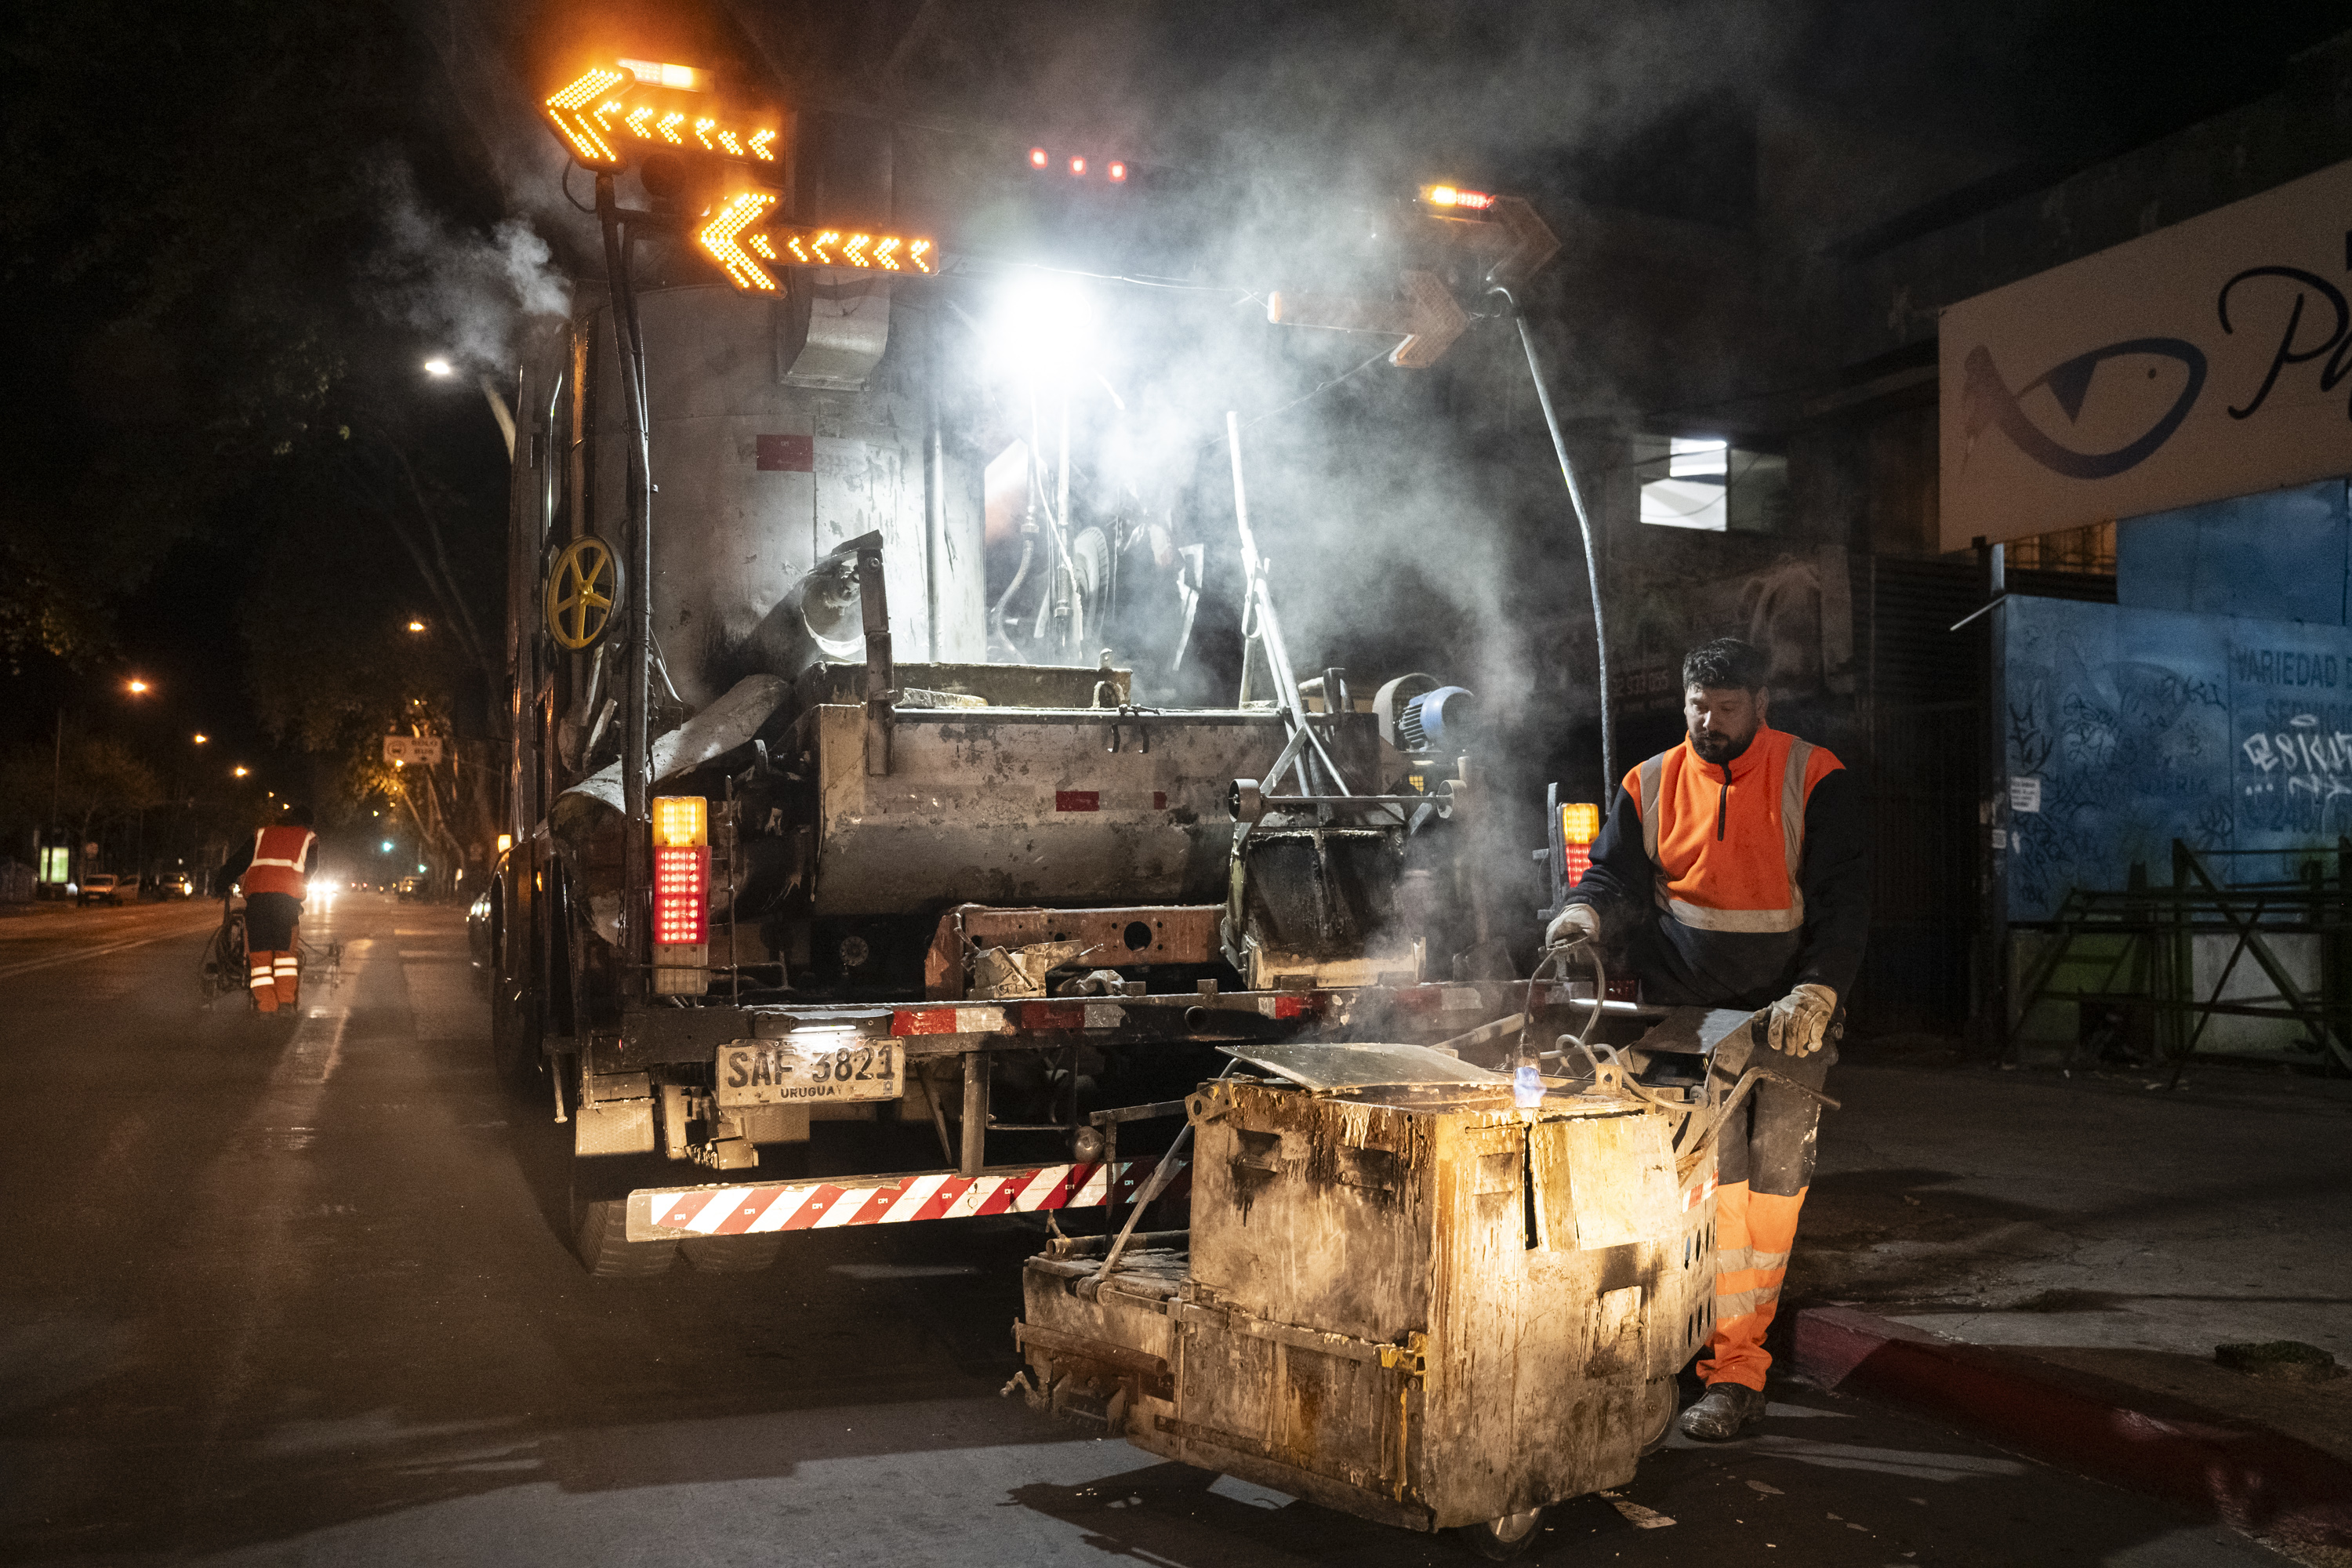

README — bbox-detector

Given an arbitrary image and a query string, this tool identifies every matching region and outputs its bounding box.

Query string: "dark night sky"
[3,0,2346,827]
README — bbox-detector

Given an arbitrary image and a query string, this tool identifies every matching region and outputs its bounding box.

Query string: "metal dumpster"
[1013,1029,1737,1556]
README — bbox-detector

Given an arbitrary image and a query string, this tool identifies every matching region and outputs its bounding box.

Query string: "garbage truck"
[485,53,1555,1275]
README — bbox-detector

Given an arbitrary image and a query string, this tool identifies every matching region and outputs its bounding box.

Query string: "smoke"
[971,2,1846,742]
[363,159,572,372]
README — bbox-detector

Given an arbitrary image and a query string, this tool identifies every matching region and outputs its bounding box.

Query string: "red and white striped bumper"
[625,1158,1189,1243]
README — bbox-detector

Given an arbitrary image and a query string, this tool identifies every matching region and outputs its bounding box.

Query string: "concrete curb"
[1790,1305,2352,1554]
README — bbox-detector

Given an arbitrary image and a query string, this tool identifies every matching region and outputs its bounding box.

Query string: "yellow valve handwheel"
[545,536,621,651]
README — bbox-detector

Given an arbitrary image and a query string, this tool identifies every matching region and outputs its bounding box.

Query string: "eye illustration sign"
[1940,157,2352,551]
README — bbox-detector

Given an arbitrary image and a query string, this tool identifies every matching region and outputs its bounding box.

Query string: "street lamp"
[232,765,250,779]
[193,732,208,745]
[125,678,151,695]
[406,619,426,633]
[423,358,453,377]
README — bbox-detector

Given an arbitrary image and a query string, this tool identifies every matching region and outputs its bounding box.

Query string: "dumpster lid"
[1218,1042,1510,1092]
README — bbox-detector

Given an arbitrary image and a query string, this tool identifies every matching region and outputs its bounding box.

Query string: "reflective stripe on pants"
[1696,1181,1806,1392]
[249,950,281,1012]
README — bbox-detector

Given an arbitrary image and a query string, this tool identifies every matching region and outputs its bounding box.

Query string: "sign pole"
[1981,539,2011,1058]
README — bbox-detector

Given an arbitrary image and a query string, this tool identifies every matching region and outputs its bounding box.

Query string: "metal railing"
[2006,838,2352,1082]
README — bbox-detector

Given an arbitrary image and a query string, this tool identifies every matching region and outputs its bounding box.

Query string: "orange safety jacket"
[1570,724,1869,1009]
[1635,728,1838,937]
[241,826,318,898]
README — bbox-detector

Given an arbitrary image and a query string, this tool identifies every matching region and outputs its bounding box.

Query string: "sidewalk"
[1784,1047,2352,1562]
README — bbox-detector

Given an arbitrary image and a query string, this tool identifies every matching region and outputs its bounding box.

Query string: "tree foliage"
[0,735,165,852]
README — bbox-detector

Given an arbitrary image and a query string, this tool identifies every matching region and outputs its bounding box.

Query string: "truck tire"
[571,1188,677,1278]
[490,979,543,1096]
[681,1234,784,1273]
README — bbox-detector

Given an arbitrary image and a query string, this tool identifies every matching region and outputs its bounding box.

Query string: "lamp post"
[424,355,517,460]
[124,677,153,880]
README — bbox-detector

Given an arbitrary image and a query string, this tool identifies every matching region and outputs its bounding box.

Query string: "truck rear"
[488,57,1519,1275]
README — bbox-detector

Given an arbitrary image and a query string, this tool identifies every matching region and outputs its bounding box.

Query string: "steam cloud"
[365,160,572,372]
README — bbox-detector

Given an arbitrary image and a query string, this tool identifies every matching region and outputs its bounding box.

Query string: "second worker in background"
[212,804,320,1014]
[1546,637,1869,1441]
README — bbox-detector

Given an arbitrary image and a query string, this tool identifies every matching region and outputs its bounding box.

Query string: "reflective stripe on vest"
[1635,735,1815,935]
[243,827,314,897]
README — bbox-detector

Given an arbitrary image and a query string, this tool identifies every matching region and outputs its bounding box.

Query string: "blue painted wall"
[2002,596,2352,920]
[2115,480,2350,624]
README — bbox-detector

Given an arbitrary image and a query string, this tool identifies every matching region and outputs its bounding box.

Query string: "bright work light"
[988,274,1097,381]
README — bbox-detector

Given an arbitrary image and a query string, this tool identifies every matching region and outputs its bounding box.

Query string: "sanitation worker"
[212,804,319,1013]
[1545,637,1868,1441]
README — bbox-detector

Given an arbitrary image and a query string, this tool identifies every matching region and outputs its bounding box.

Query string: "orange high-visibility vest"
[1630,727,1842,935]
[243,826,316,898]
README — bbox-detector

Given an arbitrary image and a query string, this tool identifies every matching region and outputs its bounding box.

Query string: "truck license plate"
[714,1039,902,1105]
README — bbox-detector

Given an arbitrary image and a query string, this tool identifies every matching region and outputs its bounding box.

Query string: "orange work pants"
[1696,1069,1823,1391]
[247,950,300,1011]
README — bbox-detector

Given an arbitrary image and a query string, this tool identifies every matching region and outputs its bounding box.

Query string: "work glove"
[1765,982,1838,1057]
[1543,902,1602,951]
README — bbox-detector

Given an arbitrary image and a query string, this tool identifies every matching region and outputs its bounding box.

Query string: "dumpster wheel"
[1639,1377,1679,1454]
[1456,1506,1544,1560]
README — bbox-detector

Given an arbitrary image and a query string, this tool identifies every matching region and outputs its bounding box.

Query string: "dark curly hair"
[1682,637,1770,693]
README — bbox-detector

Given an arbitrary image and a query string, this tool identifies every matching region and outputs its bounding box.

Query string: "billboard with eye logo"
[1940,157,2352,552]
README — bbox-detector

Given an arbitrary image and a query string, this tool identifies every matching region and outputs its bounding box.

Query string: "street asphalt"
[0,895,2292,1565]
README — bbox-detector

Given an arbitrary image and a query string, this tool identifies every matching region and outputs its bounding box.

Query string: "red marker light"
[1029,147,1048,169]
[1069,155,1086,176]
[1108,161,1127,182]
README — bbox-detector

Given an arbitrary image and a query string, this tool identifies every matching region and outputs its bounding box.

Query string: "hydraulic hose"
[597,172,655,989]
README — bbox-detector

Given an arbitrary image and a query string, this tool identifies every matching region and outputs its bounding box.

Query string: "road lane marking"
[0,914,218,980]
[281,1008,351,1085]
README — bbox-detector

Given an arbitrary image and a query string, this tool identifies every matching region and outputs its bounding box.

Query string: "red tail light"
[652,795,710,995]
[653,846,710,942]
[1559,802,1599,887]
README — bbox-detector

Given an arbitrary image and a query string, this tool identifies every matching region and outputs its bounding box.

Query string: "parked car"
[78,873,131,906]
[396,875,427,901]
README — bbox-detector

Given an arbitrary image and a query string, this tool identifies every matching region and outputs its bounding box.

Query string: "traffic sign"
[1410,192,1561,286]
[1265,269,1469,368]
[540,61,779,176]
[696,194,942,294]
[1482,195,1561,287]
[383,735,445,766]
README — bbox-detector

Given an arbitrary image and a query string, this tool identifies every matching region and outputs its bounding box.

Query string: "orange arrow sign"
[1483,195,1560,285]
[1265,269,1469,368]
[545,67,630,168]
[699,192,780,292]
[1410,194,1561,286]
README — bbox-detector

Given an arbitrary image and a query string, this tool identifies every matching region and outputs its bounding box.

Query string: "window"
[2005,520,2114,575]
[1637,437,1787,533]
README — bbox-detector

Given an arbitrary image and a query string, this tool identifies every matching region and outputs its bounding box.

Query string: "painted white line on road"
[0,914,218,981]
[281,1009,352,1086]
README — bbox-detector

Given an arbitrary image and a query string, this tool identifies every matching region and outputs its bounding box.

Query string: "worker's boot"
[249,953,278,1014]
[1678,1381,1767,1442]
[274,951,300,1009]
